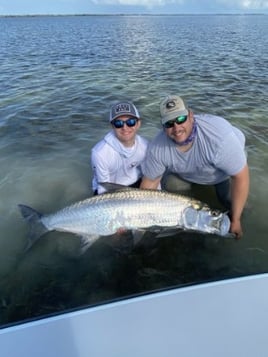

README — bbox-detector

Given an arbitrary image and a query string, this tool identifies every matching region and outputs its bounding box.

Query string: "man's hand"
[140,176,161,190]
[230,219,243,239]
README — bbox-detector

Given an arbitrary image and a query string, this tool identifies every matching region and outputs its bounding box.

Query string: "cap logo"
[115,103,131,114]
[166,100,176,109]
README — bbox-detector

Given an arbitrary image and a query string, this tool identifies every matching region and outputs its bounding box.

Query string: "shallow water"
[0,14,268,326]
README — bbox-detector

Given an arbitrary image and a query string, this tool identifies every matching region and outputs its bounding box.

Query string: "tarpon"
[18,188,231,253]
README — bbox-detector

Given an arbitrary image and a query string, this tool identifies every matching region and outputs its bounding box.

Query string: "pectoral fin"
[79,234,100,254]
[154,228,183,238]
[146,225,183,238]
[131,229,146,245]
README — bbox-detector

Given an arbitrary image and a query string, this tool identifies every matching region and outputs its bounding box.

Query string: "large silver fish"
[18,188,231,253]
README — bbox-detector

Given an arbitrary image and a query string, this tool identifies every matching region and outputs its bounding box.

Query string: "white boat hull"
[1,273,268,357]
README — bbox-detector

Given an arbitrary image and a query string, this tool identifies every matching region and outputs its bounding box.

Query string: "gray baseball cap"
[160,95,188,124]
[109,102,140,122]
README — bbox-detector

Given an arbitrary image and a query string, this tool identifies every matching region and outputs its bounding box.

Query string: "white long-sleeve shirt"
[91,131,149,194]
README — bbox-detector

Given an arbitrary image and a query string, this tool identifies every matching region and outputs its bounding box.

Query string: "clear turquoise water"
[0,15,268,326]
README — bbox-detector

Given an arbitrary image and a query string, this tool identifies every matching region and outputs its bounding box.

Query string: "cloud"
[242,0,268,8]
[91,0,268,9]
[220,0,268,9]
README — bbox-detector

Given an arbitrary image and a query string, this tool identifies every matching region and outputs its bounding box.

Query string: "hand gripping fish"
[18,188,231,253]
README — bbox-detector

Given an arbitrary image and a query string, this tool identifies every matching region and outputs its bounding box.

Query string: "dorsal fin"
[99,182,134,193]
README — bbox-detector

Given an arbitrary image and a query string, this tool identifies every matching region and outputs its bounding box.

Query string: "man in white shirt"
[91,101,148,195]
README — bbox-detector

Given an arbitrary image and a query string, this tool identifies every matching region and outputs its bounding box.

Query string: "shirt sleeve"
[141,144,166,180]
[91,149,112,194]
[214,131,247,176]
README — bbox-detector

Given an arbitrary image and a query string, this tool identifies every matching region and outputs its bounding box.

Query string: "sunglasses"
[112,118,139,129]
[163,115,188,128]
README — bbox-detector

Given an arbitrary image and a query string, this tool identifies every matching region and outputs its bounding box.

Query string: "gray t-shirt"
[141,114,246,185]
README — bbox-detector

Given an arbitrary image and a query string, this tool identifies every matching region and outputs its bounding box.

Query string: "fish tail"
[18,204,48,251]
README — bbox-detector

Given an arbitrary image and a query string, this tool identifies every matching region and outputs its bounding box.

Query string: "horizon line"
[0,12,267,17]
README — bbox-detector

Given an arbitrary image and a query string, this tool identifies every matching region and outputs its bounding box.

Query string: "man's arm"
[91,150,111,194]
[140,176,162,190]
[230,164,250,238]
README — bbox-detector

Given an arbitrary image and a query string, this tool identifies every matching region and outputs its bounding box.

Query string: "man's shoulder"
[148,131,171,157]
[195,113,236,136]
[91,138,119,166]
[91,132,116,157]
[195,113,229,125]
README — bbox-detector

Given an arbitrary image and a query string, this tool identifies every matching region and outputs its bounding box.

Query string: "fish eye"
[192,202,202,210]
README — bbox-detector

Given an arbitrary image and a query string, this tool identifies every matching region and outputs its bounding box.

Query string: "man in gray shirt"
[140,95,249,239]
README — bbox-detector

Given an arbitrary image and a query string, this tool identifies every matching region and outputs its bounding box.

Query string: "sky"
[0,0,268,15]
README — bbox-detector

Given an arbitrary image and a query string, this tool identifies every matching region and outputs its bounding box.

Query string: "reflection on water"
[0,14,268,327]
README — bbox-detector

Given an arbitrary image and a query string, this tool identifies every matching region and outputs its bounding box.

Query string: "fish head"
[183,205,230,236]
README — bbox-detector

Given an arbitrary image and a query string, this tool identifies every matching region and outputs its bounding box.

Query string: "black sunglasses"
[112,118,139,129]
[163,115,188,128]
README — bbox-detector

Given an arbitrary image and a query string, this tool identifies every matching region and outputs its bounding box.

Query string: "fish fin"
[99,182,133,193]
[154,229,181,238]
[79,234,100,254]
[148,225,183,238]
[131,229,146,245]
[18,204,48,251]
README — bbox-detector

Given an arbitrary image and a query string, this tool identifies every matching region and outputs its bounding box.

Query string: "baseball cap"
[109,102,140,122]
[160,95,188,124]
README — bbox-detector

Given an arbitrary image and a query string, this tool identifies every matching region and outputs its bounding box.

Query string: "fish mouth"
[183,207,230,236]
[218,214,231,235]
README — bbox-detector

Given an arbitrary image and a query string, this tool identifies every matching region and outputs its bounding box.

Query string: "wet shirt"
[141,114,247,185]
[91,131,149,194]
